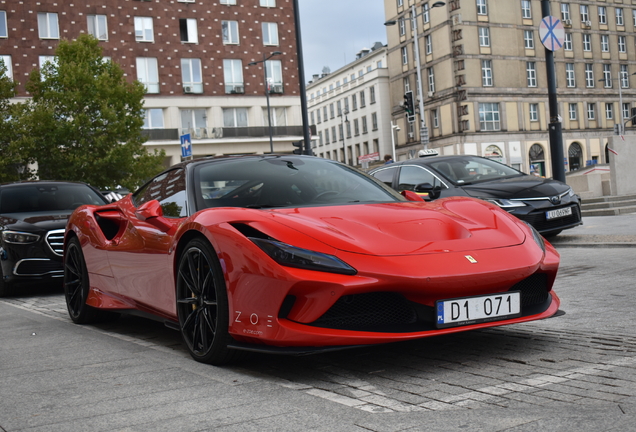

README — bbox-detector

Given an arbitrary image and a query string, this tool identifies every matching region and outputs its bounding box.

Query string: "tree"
[18,34,164,190]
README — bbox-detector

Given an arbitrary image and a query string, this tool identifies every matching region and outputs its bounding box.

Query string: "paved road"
[1,230,636,431]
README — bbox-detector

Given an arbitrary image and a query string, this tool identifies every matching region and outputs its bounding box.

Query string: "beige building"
[384,0,635,177]
[306,44,394,167]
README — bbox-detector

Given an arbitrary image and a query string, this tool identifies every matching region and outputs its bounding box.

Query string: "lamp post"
[390,122,399,162]
[338,109,350,165]
[385,1,445,150]
[248,51,282,154]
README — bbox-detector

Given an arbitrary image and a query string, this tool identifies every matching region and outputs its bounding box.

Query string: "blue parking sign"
[180,134,192,158]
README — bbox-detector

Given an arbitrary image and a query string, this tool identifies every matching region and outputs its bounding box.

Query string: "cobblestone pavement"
[1,246,635,431]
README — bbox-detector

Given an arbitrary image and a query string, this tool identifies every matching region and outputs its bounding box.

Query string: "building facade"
[0,0,304,167]
[384,0,635,177]
[306,45,394,168]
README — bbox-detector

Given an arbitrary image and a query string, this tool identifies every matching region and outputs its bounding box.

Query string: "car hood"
[267,197,526,256]
[460,175,570,200]
[0,212,71,232]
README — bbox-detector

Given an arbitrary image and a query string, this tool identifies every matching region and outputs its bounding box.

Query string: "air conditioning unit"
[183,86,193,93]
[270,84,284,94]
[232,85,244,94]
[427,91,434,97]
[563,19,572,27]
[584,20,592,27]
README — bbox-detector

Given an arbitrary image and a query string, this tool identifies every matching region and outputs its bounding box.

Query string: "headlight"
[486,199,527,208]
[2,231,41,244]
[249,237,357,275]
[567,188,574,197]
[521,222,545,253]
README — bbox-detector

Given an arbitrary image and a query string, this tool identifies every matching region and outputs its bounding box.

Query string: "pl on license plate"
[436,292,521,329]
[546,207,572,220]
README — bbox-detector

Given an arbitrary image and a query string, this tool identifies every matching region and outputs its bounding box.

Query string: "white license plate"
[436,292,521,328]
[546,207,572,220]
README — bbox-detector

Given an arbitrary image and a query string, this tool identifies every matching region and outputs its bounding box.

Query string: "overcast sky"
[298,0,388,79]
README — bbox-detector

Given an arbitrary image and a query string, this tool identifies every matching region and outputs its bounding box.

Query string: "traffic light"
[292,140,303,154]
[404,91,415,122]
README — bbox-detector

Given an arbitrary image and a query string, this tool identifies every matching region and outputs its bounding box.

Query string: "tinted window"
[193,157,403,210]
[429,157,522,184]
[133,168,187,217]
[369,166,397,187]
[0,184,106,214]
[397,166,439,192]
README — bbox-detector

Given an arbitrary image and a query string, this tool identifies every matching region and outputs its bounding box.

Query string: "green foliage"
[15,34,165,190]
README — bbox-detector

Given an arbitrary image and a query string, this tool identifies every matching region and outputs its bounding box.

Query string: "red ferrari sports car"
[64,155,560,365]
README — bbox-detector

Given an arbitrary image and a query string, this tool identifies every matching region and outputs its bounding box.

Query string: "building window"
[527,62,537,87]
[477,0,487,16]
[598,6,607,25]
[260,0,276,6]
[316,109,321,123]
[180,18,198,43]
[223,108,248,127]
[265,59,283,91]
[330,103,335,119]
[136,57,159,93]
[352,94,358,110]
[424,35,432,55]
[601,35,609,52]
[38,12,59,39]
[564,33,572,51]
[370,86,376,104]
[39,55,57,69]
[524,30,534,49]
[337,100,342,116]
[432,109,439,128]
[220,0,237,4]
[623,103,630,121]
[87,15,108,41]
[134,17,154,42]
[479,102,500,131]
[346,121,351,138]
[222,20,239,44]
[399,18,406,36]
[310,111,315,125]
[582,34,591,51]
[401,46,408,65]
[561,3,570,21]
[331,126,337,142]
[372,112,378,130]
[620,64,629,88]
[1,55,12,79]
[344,97,349,112]
[587,103,595,120]
[580,4,589,22]
[323,106,327,119]
[222,59,243,94]
[422,3,430,24]
[143,109,164,129]
[616,8,624,26]
[262,22,278,46]
[633,9,636,27]
[403,77,410,93]
[362,116,368,134]
[354,118,359,135]
[181,58,203,93]
[0,11,6,38]
[481,60,493,87]
[585,64,594,87]
[603,64,612,88]
[479,27,490,47]
[529,103,538,121]
[397,0,404,7]
[569,103,577,120]
[618,36,626,53]
[360,90,366,107]
[428,67,435,92]
[566,63,575,87]
[521,0,531,19]
[605,103,614,120]
[180,109,207,136]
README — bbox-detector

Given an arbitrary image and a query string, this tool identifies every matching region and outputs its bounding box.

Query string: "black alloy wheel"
[64,236,99,323]
[176,238,237,365]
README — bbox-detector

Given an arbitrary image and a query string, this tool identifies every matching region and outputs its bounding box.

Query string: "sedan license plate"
[436,292,521,329]
[546,207,572,220]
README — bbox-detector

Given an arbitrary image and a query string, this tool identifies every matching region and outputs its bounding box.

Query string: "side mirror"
[135,200,173,233]
[414,182,442,200]
[400,190,425,202]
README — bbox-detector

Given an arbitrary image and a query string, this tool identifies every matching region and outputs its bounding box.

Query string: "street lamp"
[248,51,282,153]
[385,1,445,150]
[599,71,636,135]
[337,109,350,165]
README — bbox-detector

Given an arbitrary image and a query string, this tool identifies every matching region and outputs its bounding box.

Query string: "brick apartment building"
[0,0,305,166]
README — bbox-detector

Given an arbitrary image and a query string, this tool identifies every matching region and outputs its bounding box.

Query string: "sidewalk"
[548,213,636,247]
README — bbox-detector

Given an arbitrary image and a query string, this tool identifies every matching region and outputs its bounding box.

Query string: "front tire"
[176,238,237,365]
[64,236,100,324]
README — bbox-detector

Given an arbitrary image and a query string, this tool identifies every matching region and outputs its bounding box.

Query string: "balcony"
[142,125,314,141]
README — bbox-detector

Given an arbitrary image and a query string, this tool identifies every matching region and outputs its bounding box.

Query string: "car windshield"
[193,156,405,210]
[0,184,107,214]
[428,157,524,185]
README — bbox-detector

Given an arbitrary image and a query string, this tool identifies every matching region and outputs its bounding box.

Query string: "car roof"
[0,180,92,188]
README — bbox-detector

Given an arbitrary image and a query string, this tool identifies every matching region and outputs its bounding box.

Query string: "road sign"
[180,134,192,158]
[539,16,564,51]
